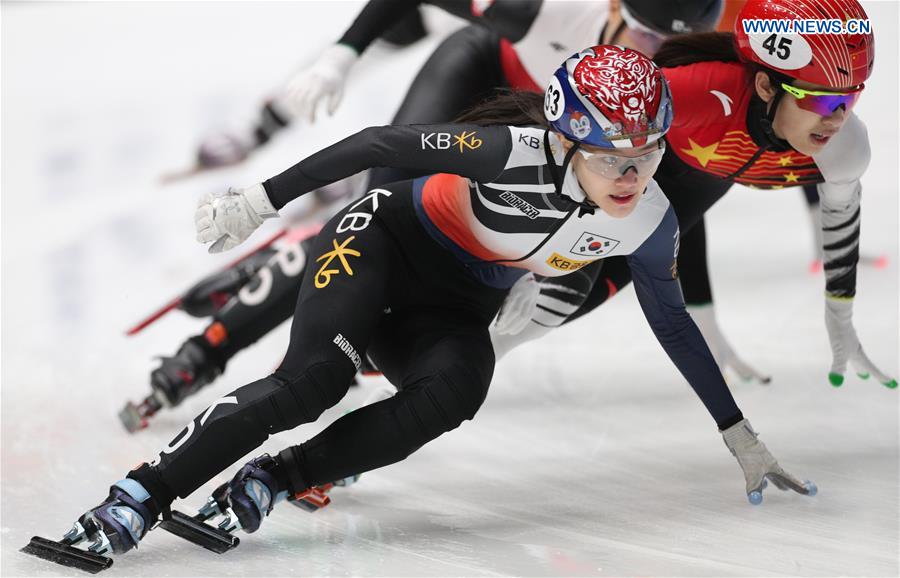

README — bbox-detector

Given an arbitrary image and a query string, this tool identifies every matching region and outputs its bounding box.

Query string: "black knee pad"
[264,361,356,428]
[397,365,490,442]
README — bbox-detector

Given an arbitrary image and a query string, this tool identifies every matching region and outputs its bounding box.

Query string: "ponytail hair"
[454,89,549,128]
[653,31,741,68]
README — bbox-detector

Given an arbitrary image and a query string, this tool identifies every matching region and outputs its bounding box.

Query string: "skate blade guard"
[21,536,113,574]
[158,510,240,554]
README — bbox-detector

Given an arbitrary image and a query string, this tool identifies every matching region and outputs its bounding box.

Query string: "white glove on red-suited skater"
[824,297,897,388]
[687,304,771,384]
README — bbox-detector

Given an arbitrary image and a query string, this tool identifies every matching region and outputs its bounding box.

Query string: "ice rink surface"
[2,2,898,576]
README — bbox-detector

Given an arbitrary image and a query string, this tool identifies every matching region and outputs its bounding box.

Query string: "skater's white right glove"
[721,418,817,505]
[195,184,279,253]
[824,297,897,388]
[275,44,359,124]
[687,304,771,384]
[494,273,540,335]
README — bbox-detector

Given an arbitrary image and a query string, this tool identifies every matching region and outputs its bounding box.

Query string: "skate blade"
[21,536,113,574]
[159,165,205,185]
[158,510,239,554]
[118,402,147,433]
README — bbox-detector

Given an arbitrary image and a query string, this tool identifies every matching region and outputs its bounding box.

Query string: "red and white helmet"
[545,45,673,149]
[734,0,874,89]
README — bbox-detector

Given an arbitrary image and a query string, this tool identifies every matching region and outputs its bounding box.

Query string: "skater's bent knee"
[265,361,355,428]
[400,368,489,439]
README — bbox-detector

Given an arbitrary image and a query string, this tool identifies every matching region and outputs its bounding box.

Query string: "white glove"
[275,44,359,124]
[824,297,896,388]
[721,419,817,505]
[687,304,771,384]
[195,184,279,253]
[494,273,540,335]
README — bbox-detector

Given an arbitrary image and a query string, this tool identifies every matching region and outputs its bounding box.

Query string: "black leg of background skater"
[675,219,714,306]
[561,258,633,324]
[120,236,318,432]
[368,24,506,188]
[214,235,318,361]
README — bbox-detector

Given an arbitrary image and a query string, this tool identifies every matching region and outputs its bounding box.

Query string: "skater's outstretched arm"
[195,123,513,252]
[626,206,742,427]
[812,114,896,388]
[628,206,816,505]
[264,123,510,208]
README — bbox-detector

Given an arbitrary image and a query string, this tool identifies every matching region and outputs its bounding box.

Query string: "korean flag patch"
[570,232,619,257]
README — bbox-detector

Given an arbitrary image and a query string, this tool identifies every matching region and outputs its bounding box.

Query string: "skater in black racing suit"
[58,49,813,562]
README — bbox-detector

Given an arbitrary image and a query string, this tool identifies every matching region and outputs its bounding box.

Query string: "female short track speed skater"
[493,0,897,389]
[127,0,725,429]
[30,47,813,570]
[713,1,887,277]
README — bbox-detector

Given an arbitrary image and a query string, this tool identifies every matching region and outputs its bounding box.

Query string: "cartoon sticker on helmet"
[569,111,592,140]
[747,32,813,70]
[545,75,565,121]
[573,46,662,141]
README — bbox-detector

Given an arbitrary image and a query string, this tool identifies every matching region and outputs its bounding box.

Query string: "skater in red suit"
[492,0,896,391]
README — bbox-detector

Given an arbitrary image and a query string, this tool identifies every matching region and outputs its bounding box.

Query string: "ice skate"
[160,453,361,552]
[119,336,226,432]
[22,479,157,573]
[194,453,349,530]
[177,249,276,318]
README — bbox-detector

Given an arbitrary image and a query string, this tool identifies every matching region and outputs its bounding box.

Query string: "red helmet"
[734,0,874,88]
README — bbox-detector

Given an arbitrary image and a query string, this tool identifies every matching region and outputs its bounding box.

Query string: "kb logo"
[315,236,361,289]
[421,130,483,153]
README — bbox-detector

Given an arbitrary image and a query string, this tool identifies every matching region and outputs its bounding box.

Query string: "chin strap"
[759,93,791,151]
[756,72,793,152]
[543,131,598,215]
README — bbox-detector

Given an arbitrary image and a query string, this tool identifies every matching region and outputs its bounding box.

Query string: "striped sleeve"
[813,113,870,298]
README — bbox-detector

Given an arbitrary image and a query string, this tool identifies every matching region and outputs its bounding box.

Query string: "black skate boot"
[76,480,157,555]
[204,455,287,534]
[161,451,361,550]
[178,249,275,317]
[119,335,226,433]
[203,450,361,523]
[154,455,288,554]
[150,335,226,407]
